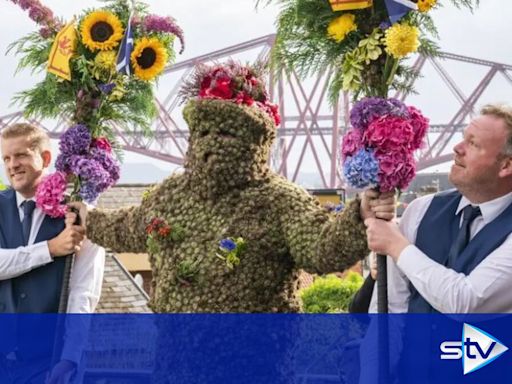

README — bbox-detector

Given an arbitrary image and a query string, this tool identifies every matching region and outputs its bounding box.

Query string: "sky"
[0,0,511,180]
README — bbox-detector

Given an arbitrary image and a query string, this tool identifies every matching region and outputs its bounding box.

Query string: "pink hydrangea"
[375,151,416,192]
[35,172,68,218]
[407,106,429,150]
[341,129,363,160]
[364,115,415,152]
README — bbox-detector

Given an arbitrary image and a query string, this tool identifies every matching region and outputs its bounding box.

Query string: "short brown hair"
[0,123,51,153]
[480,104,512,155]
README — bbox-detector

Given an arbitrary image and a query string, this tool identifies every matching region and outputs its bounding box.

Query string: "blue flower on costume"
[219,238,237,252]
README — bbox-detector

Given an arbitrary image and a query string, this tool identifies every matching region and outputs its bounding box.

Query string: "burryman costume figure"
[86,62,372,313]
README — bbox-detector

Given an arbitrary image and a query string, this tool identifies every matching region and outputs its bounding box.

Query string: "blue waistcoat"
[0,188,66,313]
[408,190,512,313]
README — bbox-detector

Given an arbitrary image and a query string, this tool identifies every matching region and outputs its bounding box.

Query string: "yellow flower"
[94,51,117,71]
[418,0,437,13]
[81,10,124,51]
[327,13,357,43]
[131,37,168,81]
[384,23,419,58]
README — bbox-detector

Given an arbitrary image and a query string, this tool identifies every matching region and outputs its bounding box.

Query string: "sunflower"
[384,23,419,59]
[81,10,124,51]
[131,37,168,81]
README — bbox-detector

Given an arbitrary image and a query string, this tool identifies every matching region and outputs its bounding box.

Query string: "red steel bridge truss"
[1,34,511,188]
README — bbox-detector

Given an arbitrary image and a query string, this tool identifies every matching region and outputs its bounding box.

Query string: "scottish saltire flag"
[330,0,373,12]
[116,14,134,75]
[384,0,418,24]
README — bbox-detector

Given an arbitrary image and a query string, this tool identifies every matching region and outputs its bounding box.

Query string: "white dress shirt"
[369,190,512,313]
[0,192,105,313]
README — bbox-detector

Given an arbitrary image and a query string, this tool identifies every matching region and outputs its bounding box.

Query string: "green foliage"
[258,0,480,101]
[0,178,6,191]
[300,272,364,313]
[8,0,181,159]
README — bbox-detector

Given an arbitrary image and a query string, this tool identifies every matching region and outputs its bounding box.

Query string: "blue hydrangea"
[343,149,379,189]
[219,238,237,252]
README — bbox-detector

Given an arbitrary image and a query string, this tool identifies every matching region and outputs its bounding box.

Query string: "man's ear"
[41,149,52,168]
[499,156,512,178]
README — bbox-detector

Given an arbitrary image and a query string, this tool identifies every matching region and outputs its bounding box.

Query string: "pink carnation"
[341,129,363,160]
[407,106,429,150]
[375,151,416,192]
[35,172,68,218]
[364,116,415,152]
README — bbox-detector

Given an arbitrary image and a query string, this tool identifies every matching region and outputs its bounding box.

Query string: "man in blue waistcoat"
[0,123,105,383]
[361,104,512,383]
[365,104,512,313]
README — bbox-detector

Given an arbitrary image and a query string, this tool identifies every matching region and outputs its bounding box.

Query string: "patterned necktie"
[21,200,36,246]
[447,205,482,266]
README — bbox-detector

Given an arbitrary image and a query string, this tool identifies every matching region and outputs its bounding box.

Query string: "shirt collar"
[456,191,512,224]
[15,191,35,209]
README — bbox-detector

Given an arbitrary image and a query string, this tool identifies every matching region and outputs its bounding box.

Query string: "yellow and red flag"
[47,20,77,81]
[329,0,373,11]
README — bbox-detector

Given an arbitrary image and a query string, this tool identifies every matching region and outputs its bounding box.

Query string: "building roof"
[96,252,152,313]
[96,184,151,210]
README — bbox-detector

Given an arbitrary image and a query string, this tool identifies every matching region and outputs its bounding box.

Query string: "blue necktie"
[447,205,482,266]
[21,200,36,246]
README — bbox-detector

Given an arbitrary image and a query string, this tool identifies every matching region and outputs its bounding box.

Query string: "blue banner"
[0,314,510,383]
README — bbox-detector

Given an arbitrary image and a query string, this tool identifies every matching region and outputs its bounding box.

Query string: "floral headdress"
[179,61,281,126]
[8,0,184,217]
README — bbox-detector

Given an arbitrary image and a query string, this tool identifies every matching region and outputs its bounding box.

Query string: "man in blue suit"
[0,123,105,383]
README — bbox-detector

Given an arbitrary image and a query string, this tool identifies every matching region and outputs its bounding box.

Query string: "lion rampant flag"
[329,0,373,11]
[47,20,77,81]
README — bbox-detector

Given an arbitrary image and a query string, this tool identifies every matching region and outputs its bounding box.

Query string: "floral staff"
[8,0,184,312]
[258,0,479,315]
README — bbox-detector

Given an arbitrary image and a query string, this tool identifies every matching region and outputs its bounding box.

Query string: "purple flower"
[350,97,409,130]
[343,148,379,189]
[379,21,391,30]
[69,156,112,202]
[59,124,91,156]
[220,238,236,252]
[142,14,185,54]
[55,153,70,174]
[90,148,120,184]
[39,26,53,39]
[98,83,115,94]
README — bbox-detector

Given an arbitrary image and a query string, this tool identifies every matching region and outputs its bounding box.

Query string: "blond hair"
[480,104,512,155]
[1,123,51,153]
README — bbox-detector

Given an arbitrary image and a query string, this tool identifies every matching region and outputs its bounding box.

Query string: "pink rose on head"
[364,116,415,152]
[407,106,429,150]
[91,137,112,153]
[341,129,363,160]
